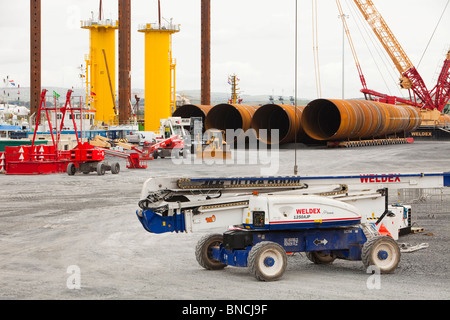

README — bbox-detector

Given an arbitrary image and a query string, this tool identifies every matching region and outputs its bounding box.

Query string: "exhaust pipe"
[251,104,306,144]
[301,99,421,141]
[205,104,260,132]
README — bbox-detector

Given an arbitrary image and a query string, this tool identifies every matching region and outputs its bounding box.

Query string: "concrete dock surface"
[0,141,449,300]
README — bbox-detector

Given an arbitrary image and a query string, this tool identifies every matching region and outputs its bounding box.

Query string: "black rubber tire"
[97,162,105,176]
[66,163,76,176]
[362,235,400,274]
[111,162,120,174]
[248,241,287,282]
[195,234,227,270]
[306,251,336,265]
[182,149,190,158]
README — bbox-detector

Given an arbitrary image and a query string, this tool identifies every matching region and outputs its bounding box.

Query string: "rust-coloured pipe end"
[301,99,342,141]
[301,99,422,141]
[173,104,213,124]
[251,104,306,145]
[205,104,259,132]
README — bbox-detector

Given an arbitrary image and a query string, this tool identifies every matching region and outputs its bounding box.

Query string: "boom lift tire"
[66,163,76,176]
[195,234,227,270]
[182,149,190,158]
[248,241,287,282]
[362,235,401,274]
[111,162,120,174]
[173,148,182,159]
[97,162,106,176]
[306,251,337,265]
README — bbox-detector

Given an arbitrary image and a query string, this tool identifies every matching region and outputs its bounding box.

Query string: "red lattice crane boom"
[337,0,421,107]
[352,0,450,112]
[432,50,450,111]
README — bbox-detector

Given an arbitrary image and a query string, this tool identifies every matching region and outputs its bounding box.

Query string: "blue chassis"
[212,228,368,268]
[137,210,369,267]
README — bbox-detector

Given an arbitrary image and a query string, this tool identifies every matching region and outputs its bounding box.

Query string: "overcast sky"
[0,0,449,100]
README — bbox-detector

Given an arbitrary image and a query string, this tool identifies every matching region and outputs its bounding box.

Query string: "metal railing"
[81,19,118,28]
[395,188,450,217]
[138,22,180,32]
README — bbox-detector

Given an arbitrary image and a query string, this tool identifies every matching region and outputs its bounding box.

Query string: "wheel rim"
[377,250,388,260]
[372,241,398,270]
[258,248,284,277]
[207,241,221,260]
[264,257,275,267]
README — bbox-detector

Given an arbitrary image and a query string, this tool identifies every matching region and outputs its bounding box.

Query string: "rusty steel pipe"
[118,0,132,123]
[205,104,260,132]
[172,104,213,126]
[251,104,306,145]
[30,0,41,116]
[393,104,422,134]
[301,99,421,141]
[201,0,211,105]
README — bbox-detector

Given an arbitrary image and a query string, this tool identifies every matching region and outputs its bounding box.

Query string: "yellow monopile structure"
[82,18,118,126]
[138,22,180,132]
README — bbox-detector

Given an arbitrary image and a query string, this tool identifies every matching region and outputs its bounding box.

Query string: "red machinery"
[66,142,122,175]
[0,152,5,173]
[339,0,450,112]
[145,135,187,159]
[3,89,148,175]
[98,147,148,170]
[4,89,78,175]
[90,134,186,164]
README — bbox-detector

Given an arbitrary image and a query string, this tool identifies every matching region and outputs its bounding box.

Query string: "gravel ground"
[0,141,449,301]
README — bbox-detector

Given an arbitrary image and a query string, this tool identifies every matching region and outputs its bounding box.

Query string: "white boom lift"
[136,172,449,281]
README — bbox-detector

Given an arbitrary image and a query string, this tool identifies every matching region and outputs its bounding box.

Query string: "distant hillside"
[0,86,147,107]
[178,90,313,106]
[1,87,86,107]
[1,87,313,107]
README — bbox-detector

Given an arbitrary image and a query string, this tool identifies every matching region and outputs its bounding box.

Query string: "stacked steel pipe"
[205,104,260,133]
[174,99,422,145]
[173,104,213,126]
[251,104,306,144]
[301,99,421,141]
